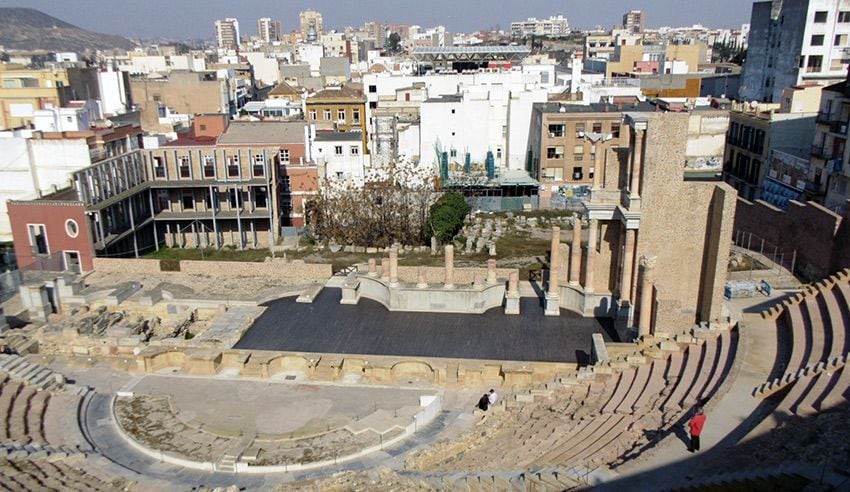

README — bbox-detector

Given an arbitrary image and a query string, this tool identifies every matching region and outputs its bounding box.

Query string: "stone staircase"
[0,354,89,396]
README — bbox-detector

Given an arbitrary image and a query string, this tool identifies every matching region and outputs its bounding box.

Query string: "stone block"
[514,393,534,403]
[659,340,680,352]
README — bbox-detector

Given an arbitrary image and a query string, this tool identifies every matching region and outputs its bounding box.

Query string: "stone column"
[584,219,598,293]
[367,258,378,277]
[620,229,636,303]
[505,271,520,315]
[630,129,644,197]
[486,259,497,284]
[549,226,561,268]
[389,247,399,285]
[444,244,455,289]
[593,147,605,189]
[548,267,560,296]
[569,217,582,286]
[508,271,519,295]
[416,266,428,289]
[381,258,390,281]
[638,255,657,337]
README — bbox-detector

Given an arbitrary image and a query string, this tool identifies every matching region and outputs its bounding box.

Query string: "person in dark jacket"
[477,393,490,411]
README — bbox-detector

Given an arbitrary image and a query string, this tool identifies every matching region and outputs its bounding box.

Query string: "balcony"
[812,145,835,160]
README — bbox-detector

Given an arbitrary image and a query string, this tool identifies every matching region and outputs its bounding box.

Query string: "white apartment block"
[257,17,281,43]
[312,133,368,186]
[215,18,240,49]
[742,0,850,102]
[510,16,570,38]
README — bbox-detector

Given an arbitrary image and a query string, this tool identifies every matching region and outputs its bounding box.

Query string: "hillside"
[0,7,136,52]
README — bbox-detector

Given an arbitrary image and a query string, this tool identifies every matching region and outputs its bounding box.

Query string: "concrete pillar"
[486,259,497,284]
[367,258,377,277]
[389,247,399,285]
[620,229,636,303]
[444,245,455,289]
[569,217,582,286]
[505,271,520,315]
[638,255,657,337]
[380,258,390,281]
[584,219,598,294]
[630,129,644,197]
[558,243,570,284]
[416,266,428,288]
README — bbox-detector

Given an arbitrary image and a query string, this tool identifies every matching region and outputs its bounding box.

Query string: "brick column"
[584,219,598,293]
[638,255,657,337]
[549,225,561,287]
[569,217,582,286]
[620,229,636,303]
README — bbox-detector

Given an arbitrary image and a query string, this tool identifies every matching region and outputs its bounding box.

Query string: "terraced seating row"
[0,375,51,445]
[415,328,737,474]
[0,354,89,395]
[0,458,116,492]
[431,468,582,491]
[756,271,850,416]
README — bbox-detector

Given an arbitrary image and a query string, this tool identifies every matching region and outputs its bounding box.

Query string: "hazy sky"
[0,0,753,40]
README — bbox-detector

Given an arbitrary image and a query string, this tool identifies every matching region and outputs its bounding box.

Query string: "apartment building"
[215,18,241,49]
[144,117,316,245]
[129,71,233,133]
[510,16,570,38]
[257,17,282,44]
[623,10,645,34]
[742,0,850,102]
[0,65,100,130]
[304,85,367,151]
[723,85,820,202]
[817,77,850,211]
[528,102,641,186]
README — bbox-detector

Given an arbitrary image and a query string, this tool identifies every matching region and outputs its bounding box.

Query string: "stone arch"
[390,360,436,383]
[267,355,311,376]
[148,351,186,372]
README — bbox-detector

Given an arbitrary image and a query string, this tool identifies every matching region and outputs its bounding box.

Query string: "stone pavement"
[595,293,788,490]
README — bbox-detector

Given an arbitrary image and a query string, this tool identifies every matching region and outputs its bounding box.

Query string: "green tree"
[387,32,402,54]
[427,192,470,243]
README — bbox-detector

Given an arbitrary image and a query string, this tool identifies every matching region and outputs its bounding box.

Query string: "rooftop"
[217,121,307,145]
[412,46,531,55]
[534,101,657,114]
[314,132,362,142]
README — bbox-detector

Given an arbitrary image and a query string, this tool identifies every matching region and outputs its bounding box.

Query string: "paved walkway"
[596,294,787,490]
[235,287,616,363]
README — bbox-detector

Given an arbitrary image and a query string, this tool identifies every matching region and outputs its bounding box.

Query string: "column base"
[504,294,520,315]
[416,282,428,289]
[367,272,378,278]
[444,284,455,289]
[544,292,560,316]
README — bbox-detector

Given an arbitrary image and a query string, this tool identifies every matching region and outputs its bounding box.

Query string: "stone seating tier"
[0,458,113,492]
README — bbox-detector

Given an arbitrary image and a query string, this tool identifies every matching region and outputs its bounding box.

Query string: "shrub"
[427,192,470,243]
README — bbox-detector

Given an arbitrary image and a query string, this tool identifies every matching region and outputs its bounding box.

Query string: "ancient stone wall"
[92,258,163,274]
[92,257,332,282]
[734,198,850,280]
[356,264,516,286]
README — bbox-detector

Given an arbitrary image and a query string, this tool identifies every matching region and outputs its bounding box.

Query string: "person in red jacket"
[688,406,707,452]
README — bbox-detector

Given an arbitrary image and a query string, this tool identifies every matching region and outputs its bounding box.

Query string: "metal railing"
[732,230,797,279]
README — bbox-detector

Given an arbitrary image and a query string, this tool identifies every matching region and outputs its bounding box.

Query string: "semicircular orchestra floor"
[234,288,617,363]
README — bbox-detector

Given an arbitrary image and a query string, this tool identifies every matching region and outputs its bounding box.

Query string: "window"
[280,148,290,163]
[153,156,166,178]
[334,145,343,156]
[496,148,502,159]
[572,167,583,180]
[352,109,360,123]
[811,34,825,46]
[814,11,828,23]
[573,144,585,161]
[309,109,317,120]
[227,155,240,177]
[65,219,79,238]
[157,190,170,211]
[204,155,215,178]
[204,192,212,210]
[255,187,268,208]
[229,189,240,209]
[179,156,190,178]
[548,124,565,137]
[368,84,377,93]
[199,124,207,131]
[323,109,332,120]
[575,123,585,136]
[451,109,456,114]
[253,154,265,177]
[807,55,824,73]
[182,193,195,210]
[337,109,346,121]
[611,123,620,138]
[350,146,360,156]
[281,175,291,191]
[836,34,848,46]
[450,149,457,158]
[840,11,850,22]
[592,122,602,133]
[547,146,565,159]
[28,224,48,255]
